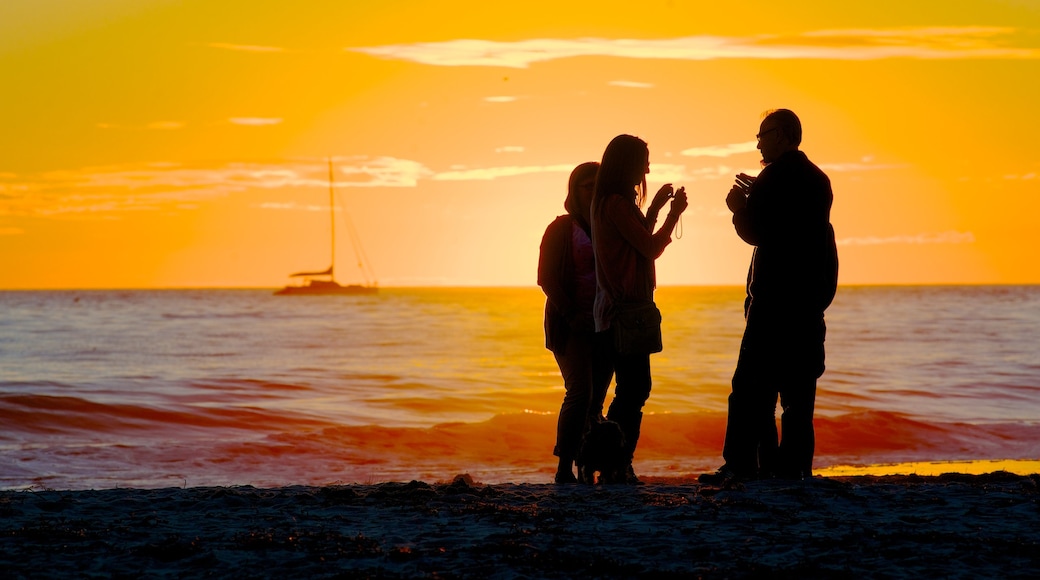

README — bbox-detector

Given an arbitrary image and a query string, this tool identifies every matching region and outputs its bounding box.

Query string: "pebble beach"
[3,472,1039,578]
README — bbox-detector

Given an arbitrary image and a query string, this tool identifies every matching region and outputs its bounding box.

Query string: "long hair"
[594,134,649,208]
[564,161,600,218]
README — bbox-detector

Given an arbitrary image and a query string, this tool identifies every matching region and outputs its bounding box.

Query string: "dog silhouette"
[576,417,628,484]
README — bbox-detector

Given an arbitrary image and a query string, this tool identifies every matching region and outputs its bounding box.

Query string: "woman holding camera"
[590,134,688,483]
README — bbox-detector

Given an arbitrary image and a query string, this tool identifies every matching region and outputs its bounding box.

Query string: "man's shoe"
[775,469,812,481]
[554,471,578,484]
[624,464,644,486]
[698,465,744,485]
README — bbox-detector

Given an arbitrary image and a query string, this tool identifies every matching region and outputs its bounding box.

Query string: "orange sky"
[1,0,1039,288]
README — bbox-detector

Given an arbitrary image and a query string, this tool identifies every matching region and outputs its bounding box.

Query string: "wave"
[4,391,1038,489]
[241,411,1040,485]
[5,393,1037,464]
[0,393,331,437]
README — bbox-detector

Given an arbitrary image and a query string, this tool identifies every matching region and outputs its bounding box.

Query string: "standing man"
[701,109,838,483]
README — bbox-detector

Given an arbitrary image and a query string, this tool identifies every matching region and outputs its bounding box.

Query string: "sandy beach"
[2,472,1038,578]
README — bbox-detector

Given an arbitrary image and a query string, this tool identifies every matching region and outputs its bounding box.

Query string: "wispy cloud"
[837,231,976,246]
[207,42,285,53]
[349,27,1039,68]
[495,146,525,153]
[338,156,432,187]
[648,163,695,184]
[0,158,433,218]
[427,154,912,188]
[433,164,573,181]
[649,164,766,183]
[819,162,909,172]
[146,121,185,130]
[484,96,519,103]
[608,80,654,88]
[229,117,283,126]
[682,141,758,158]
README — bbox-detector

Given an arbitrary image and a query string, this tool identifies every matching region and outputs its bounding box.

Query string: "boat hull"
[274,282,378,296]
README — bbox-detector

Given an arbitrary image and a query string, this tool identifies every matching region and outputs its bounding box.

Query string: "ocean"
[1,286,1038,490]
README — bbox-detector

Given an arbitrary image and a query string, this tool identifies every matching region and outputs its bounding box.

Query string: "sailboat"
[275,159,378,296]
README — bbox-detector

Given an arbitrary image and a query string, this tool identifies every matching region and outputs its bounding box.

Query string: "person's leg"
[755,391,780,479]
[778,377,817,478]
[587,330,614,422]
[553,333,595,482]
[720,339,776,478]
[606,351,651,463]
[776,319,826,479]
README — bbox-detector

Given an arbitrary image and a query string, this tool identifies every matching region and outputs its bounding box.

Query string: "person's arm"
[644,183,674,230]
[735,165,823,248]
[729,173,765,246]
[537,217,578,318]
[610,190,688,260]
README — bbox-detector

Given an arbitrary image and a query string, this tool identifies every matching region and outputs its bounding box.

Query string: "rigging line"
[350,212,378,282]
[343,203,370,280]
[353,220,378,283]
[327,158,336,275]
[342,206,376,283]
[332,184,378,285]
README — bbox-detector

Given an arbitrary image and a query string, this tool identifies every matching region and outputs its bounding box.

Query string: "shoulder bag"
[612,301,663,355]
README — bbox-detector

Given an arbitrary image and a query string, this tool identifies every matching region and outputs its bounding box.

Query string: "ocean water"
[1,286,1038,490]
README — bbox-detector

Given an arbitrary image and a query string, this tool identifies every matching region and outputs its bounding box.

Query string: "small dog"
[576,417,628,484]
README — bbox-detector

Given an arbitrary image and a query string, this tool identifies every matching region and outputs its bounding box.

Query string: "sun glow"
[1,0,1038,288]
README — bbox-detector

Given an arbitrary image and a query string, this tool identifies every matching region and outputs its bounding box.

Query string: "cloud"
[229,117,283,126]
[146,121,185,130]
[349,27,1039,68]
[819,162,909,172]
[682,141,758,158]
[647,163,694,184]
[338,156,433,187]
[0,157,434,218]
[426,153,911,189]
[837,231,976,246]
[648,164,767,183]
[433,164,573,181]
[608,80,654,88]
[495,146,525,153]
[483,96,519,103]
[207,42,285,53]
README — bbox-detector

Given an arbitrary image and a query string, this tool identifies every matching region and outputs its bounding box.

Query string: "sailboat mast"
[328,157,335,280]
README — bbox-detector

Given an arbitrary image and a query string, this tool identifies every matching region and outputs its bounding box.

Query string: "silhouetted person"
[701,109,838,483]
[591,134,688,484]
[538,162,614,484]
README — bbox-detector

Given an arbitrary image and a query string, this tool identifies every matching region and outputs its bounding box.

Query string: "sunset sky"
[2,0,1039,288]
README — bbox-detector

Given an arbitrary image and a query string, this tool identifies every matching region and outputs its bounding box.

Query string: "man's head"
[757,109,801,165]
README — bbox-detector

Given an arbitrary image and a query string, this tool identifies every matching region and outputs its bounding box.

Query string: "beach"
[3,472,1039,578]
